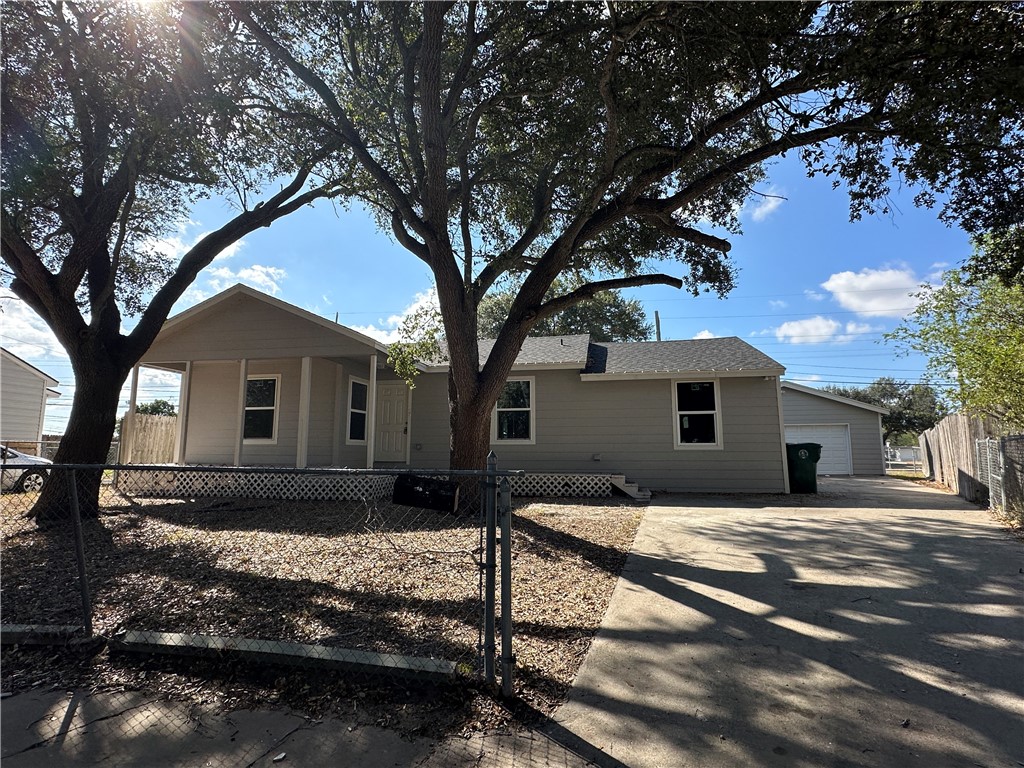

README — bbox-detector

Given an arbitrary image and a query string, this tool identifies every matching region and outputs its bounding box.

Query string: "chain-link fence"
[2,440,119,462]
[977,436,1024,523]
[2,462,514,692]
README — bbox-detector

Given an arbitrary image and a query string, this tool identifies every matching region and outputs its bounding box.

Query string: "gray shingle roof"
[584,337,783,375]
[432,334,782,374]
[478,334,592,366]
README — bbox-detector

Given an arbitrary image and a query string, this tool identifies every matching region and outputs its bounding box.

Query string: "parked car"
[1,446,52,493]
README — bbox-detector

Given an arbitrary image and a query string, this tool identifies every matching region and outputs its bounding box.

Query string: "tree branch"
[535,273,684,322]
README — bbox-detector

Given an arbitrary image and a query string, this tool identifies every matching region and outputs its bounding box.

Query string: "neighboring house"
[781,380,888,476]
[135,284,791,493]
[0,348,59,450]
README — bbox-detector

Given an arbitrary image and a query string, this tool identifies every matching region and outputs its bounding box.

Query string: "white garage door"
[785,425,852,475]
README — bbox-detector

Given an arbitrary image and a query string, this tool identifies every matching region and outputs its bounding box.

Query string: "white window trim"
[346,376,369,445]
[243,374,280,445]
[672,378,723,450]
[491,376,536,445]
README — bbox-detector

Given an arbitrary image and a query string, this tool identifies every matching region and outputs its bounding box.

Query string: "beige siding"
[184,361,238,464]
[142,293,382,364]
[0,359,48,442]
[307,358,339,466]
[782,388,884,475]
[409,370,787,492]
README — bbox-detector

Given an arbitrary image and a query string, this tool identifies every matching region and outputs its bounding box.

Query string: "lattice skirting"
[118,469,395,501]
[117,468,613,500]
[508,473,612,498]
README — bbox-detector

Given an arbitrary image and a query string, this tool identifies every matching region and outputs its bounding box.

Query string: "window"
[674,380,720,448]
[347,378,368,444]
[493,378,535,443]
[244,376,279,442]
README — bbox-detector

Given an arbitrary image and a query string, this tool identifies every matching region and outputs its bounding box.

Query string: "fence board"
[123,413,176,464]
[919,413,1004,500]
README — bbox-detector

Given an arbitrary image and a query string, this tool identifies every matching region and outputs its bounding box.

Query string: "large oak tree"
[233,1,1022,470]
[1,2,337,520]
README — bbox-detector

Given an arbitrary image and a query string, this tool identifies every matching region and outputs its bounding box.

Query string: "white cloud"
[0,292,66,361]
[748,186,786,222]
[769,300,788,310]
[349,288,439,344]
[148,229,245,264]
[820,267,920,317]
[835,320,884,343]
[773,316,883,345]
[804,289,826,302]
[775,316,841,344]
[692,329,718,339]
[207,264,287,295]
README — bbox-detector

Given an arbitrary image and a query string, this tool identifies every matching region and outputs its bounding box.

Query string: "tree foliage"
[136,399,177,417]
[887,270,1024,430]
[823,377,946,443]
[1,2,336,519]
[478,277,651,342]
[230,1,1023,468]
[963,225,1024,289]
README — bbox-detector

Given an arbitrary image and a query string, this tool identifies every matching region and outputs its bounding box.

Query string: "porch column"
[123,364,140,464]
[174,362,192,465]
[332,364,343,466]
[366,354,377,468]
[234,358,248,466]
[296,356,312,468]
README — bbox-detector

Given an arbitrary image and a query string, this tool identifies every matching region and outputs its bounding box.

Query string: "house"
[0,348,59,451]
[134,284,792,493]
[781,380,888,475]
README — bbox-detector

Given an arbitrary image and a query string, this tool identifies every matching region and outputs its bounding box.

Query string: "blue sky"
[2,154,968,435]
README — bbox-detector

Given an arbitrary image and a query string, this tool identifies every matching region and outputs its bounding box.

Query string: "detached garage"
[781,381,888,476]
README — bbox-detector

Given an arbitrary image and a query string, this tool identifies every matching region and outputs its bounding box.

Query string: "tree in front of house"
[232,1,1023,470]
[887,270,1024,430]
[2,3,338,521]
[823,378,947,444]
[136,400,177,418]
[478,277,652,342]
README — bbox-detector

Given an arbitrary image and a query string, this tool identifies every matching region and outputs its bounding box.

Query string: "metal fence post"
[67,468,93,638]
[483,451,498,686]
[499,477,514,698]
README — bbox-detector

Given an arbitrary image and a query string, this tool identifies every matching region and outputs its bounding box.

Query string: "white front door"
[374,383,409,463]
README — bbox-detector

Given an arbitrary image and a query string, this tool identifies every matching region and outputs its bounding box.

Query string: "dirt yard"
[1,489,642,736]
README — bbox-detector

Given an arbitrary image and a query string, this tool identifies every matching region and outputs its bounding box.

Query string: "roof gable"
[781,381,889,414]
[1,348,59,387]
[142,284,389,364]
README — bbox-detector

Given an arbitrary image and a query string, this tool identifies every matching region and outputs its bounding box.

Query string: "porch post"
[296,356,312,468]
[366,354,377,468]
[174,362,192,465]
[234,358,248,466]
[123,364,140,463]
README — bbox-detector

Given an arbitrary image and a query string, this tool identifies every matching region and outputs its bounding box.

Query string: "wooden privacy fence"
[120,413,177,464]
[918,413,1003,501]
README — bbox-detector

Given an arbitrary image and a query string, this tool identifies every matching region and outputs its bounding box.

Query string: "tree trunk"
[449,397,492,471]
[29,360,128,525]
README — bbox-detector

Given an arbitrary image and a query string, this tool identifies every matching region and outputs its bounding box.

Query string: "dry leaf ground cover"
[1,488,642,735]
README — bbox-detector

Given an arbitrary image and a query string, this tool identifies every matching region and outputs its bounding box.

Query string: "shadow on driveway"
[547,476,1023,767]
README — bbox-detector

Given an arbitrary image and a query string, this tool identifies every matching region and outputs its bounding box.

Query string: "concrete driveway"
[550,476,1024,767]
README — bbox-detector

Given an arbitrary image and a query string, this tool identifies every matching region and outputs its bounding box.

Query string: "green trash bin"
[786,442,822,493]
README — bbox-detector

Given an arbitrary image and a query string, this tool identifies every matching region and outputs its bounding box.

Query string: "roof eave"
[581,368,785,382]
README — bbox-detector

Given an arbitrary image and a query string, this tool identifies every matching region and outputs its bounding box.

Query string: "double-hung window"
[492,378,535,444]
[347,377,369,444]
[244,375,279,443]
[673,380,721,448]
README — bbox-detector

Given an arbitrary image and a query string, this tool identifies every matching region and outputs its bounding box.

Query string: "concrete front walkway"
[549,476,1024,767]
